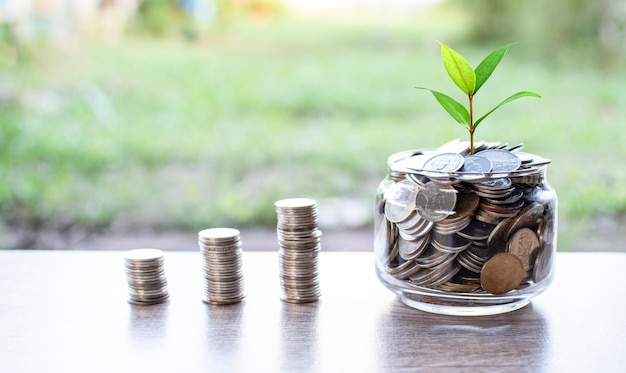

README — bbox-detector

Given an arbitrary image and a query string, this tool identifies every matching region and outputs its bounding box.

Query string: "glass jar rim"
[387,148,550,181]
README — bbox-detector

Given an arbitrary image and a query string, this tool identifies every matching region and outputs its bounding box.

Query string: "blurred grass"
[1,6,625,249]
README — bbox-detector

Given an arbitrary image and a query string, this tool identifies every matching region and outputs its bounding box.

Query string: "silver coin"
[198,227,245,305]
[384,180,418,223]
[477,177,513,191]
[434,139,472,155]
[398,234,431,260]
[423,153,465,173]
[198,228,241,244]
[403,218,434,238]
[275,198,322,303]
[476,149,521,172]
[461,155,492,173]
[124,248,164,262]
[275,198,317,209]
[433,216,471,235]
[395,210,422,230]
[124,248,169,305]
[386,258,420,278]
[396,154,429,171]
[417,182,457,222]
[457,219,494,241]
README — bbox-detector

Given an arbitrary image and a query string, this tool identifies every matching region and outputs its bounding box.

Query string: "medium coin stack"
[198,228,245,305]
[124,248,169,305]
[275,198,322,303]
[382,140,556,295]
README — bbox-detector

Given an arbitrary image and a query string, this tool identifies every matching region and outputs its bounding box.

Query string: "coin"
[485,190,524,206]
[396,210,423,230]
[198,228,245,305]
[507,202,545,237]
[417,182,457,222]
[124,248,169,305]
[457,219,494,241]
[383,142,555,295]
[275,197,317,210]
[532,246,553,283]
[399,218,434,239]
[431,232,471,253]
[461,155,492,173]
[398,234,431,260]
[480,253,527,294]
[124,248,164,262]
[423,153,465,173]
[507,227,540,271]
[487,217,512,252]
[433,216,471,235]
[478,177,513,191]
[434,138,471,155]
[457,249,488,273]
[199,227,241,242]
[275,198,322,303]
[396,154,428,171]
[476,149,521,172]
[384,180,418,223]
[451,191,480,220]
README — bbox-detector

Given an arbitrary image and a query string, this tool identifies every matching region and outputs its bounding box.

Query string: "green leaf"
[416,87,470,129]
[439,42,476,96]
[474,44,512,94]
[474,91,542,128]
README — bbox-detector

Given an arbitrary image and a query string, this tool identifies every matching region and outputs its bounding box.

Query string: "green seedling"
[417,42,541,154]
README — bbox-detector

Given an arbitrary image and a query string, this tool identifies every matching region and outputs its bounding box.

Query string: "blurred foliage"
[454,0,626,68]
[0,3,625,249]
[130,0,187,36]
[129,0,285,37]
[217,0,285,19]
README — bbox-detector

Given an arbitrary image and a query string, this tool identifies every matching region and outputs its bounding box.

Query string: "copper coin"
[487,217,512,252]
[480,253,527,294]
[506,202,545,237]
[507,227,540,271]
[451,191,480,220]
[533,246,553,283]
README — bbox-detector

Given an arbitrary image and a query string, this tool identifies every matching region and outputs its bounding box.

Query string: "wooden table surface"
[1,250,625,372]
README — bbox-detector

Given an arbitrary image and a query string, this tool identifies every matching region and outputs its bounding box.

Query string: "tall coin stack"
[124,248,169,305]
[198,228,245,305]
[275,198,322,303]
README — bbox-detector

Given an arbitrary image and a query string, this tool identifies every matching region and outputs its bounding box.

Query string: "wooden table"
[1,250,625,372]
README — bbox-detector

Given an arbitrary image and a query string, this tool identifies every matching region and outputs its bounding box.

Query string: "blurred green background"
[1,0,625,250]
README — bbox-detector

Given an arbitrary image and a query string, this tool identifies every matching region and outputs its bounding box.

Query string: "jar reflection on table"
[374,148,558,316]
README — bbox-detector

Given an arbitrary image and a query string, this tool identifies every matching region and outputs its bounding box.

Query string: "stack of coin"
[275,198,322,303]
[124,248,169,305]
[198,228,245,305]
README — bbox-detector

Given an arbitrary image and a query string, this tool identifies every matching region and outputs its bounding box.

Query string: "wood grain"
[0,251,624,372]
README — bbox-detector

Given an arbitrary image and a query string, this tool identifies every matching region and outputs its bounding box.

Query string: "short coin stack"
[198,228,245,305]
[275,198,322,303]
[124,248,169,305]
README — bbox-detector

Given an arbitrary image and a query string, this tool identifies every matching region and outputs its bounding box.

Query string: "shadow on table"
[375,300,550,370]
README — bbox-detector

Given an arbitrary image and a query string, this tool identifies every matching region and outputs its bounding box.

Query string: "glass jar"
[374,144,557,316]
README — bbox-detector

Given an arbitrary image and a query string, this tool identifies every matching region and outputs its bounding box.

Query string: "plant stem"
[469,94,474,154]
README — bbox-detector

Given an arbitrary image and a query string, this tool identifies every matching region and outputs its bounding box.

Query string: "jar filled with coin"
[374,139,557,316]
